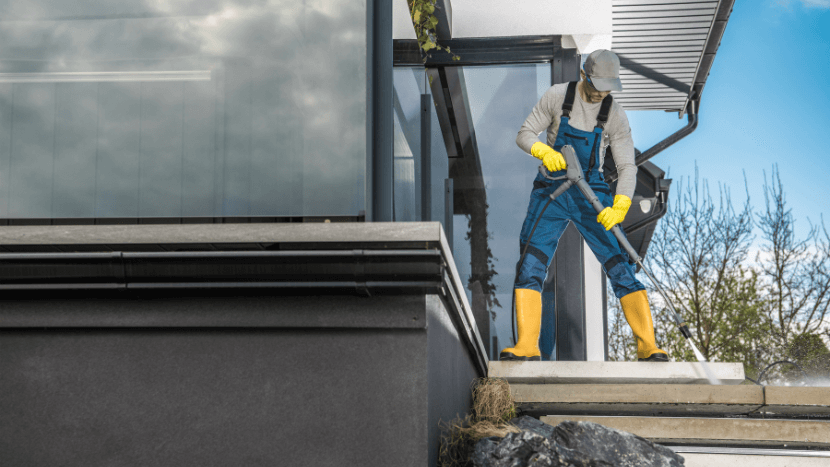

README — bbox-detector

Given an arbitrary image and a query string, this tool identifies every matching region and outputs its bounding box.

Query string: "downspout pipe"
[606,98,699,183]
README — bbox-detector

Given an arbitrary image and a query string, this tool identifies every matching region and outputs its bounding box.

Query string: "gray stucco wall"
[0,222,488,466]
[0,328,426,466]
[0,289,483,467]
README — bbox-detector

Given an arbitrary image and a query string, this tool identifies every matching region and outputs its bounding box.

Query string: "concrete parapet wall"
[0,290,482,467]
[0,222,487,467]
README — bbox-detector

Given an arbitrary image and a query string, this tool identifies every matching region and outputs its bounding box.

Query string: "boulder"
[471,430,607,467]
[471,416,684,467]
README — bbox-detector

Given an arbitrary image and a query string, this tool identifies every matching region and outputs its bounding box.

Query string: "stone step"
[489,361,745,385]
[672,447,830,467]
[540,415,830,449]
[513,383,761,417]
[764,386,830,416]
[513,384,830,417]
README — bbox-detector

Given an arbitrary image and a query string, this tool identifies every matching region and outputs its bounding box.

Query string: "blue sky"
[627,0,830,241]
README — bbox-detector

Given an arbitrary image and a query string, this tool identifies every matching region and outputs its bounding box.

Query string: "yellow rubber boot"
[620,290,669,362]
[500,289,542,361]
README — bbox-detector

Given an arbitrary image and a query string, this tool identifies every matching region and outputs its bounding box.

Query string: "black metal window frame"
[394,35,567,67]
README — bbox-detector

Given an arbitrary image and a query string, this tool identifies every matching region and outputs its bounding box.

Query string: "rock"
[471,416,684,467]
[509,415,557,439]
[552,420,684,467]
[471,429,607,467]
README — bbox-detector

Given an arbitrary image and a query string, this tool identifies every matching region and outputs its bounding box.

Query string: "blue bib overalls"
[515,82,645,302]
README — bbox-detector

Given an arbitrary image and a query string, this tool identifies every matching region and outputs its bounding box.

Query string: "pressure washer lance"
[514,145,720,384]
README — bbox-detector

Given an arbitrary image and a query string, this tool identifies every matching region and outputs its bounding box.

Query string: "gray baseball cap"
[584,49,623,92]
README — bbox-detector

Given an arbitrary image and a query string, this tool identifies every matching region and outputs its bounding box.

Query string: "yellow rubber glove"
[530,142,566,172]
[597,194,631,230]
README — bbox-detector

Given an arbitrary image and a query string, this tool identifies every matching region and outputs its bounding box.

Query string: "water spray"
[513,146,721,384]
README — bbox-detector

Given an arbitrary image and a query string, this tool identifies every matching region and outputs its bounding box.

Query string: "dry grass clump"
[438,377,521,467]
[472,377,517,423]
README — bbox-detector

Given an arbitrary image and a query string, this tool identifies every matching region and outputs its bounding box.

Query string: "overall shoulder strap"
[562,82,577,118]
[596,94,614,129]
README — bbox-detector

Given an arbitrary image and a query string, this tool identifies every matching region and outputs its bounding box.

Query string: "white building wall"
[393,0,613,54]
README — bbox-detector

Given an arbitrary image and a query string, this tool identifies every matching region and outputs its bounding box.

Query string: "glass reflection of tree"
[465,196,500,323]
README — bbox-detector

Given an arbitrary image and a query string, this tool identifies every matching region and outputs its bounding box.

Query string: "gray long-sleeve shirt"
[516,82,637,199]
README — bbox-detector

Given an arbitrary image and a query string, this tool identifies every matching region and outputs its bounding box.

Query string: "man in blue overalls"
[501,49,669,362]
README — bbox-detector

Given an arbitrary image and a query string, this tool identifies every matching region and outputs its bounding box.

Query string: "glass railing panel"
[0,0,367,218]
[452,63,551,359]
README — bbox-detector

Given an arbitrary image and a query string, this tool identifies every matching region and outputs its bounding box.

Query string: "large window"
[0,1,367,218]
[392,67,448,223]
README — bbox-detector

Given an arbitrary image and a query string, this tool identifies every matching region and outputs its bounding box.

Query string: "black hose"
[756,360,809,385]
[744,360,807,385]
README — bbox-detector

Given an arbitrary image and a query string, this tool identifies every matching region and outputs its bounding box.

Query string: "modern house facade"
[0,1,734,465]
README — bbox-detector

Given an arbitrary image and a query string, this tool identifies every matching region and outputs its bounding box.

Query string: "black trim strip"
[0,249,445,290]
[394,36,561,67]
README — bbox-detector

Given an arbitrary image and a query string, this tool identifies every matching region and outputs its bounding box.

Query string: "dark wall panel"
[0,327,429,467]
[0,291,427,329]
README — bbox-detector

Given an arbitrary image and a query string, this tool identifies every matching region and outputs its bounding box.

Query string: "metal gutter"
[637,98,698,167]
[605,98,698,183]
[683,0,736,117]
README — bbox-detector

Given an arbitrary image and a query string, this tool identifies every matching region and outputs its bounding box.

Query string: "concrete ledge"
[671,447,830,467]
[512,384,830,417]
[0,222,444,246]
[489,361,745,385]
[681,453,830,467]
[0,221,489,378]
[540,416,830,448]
[512,384,763,416]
